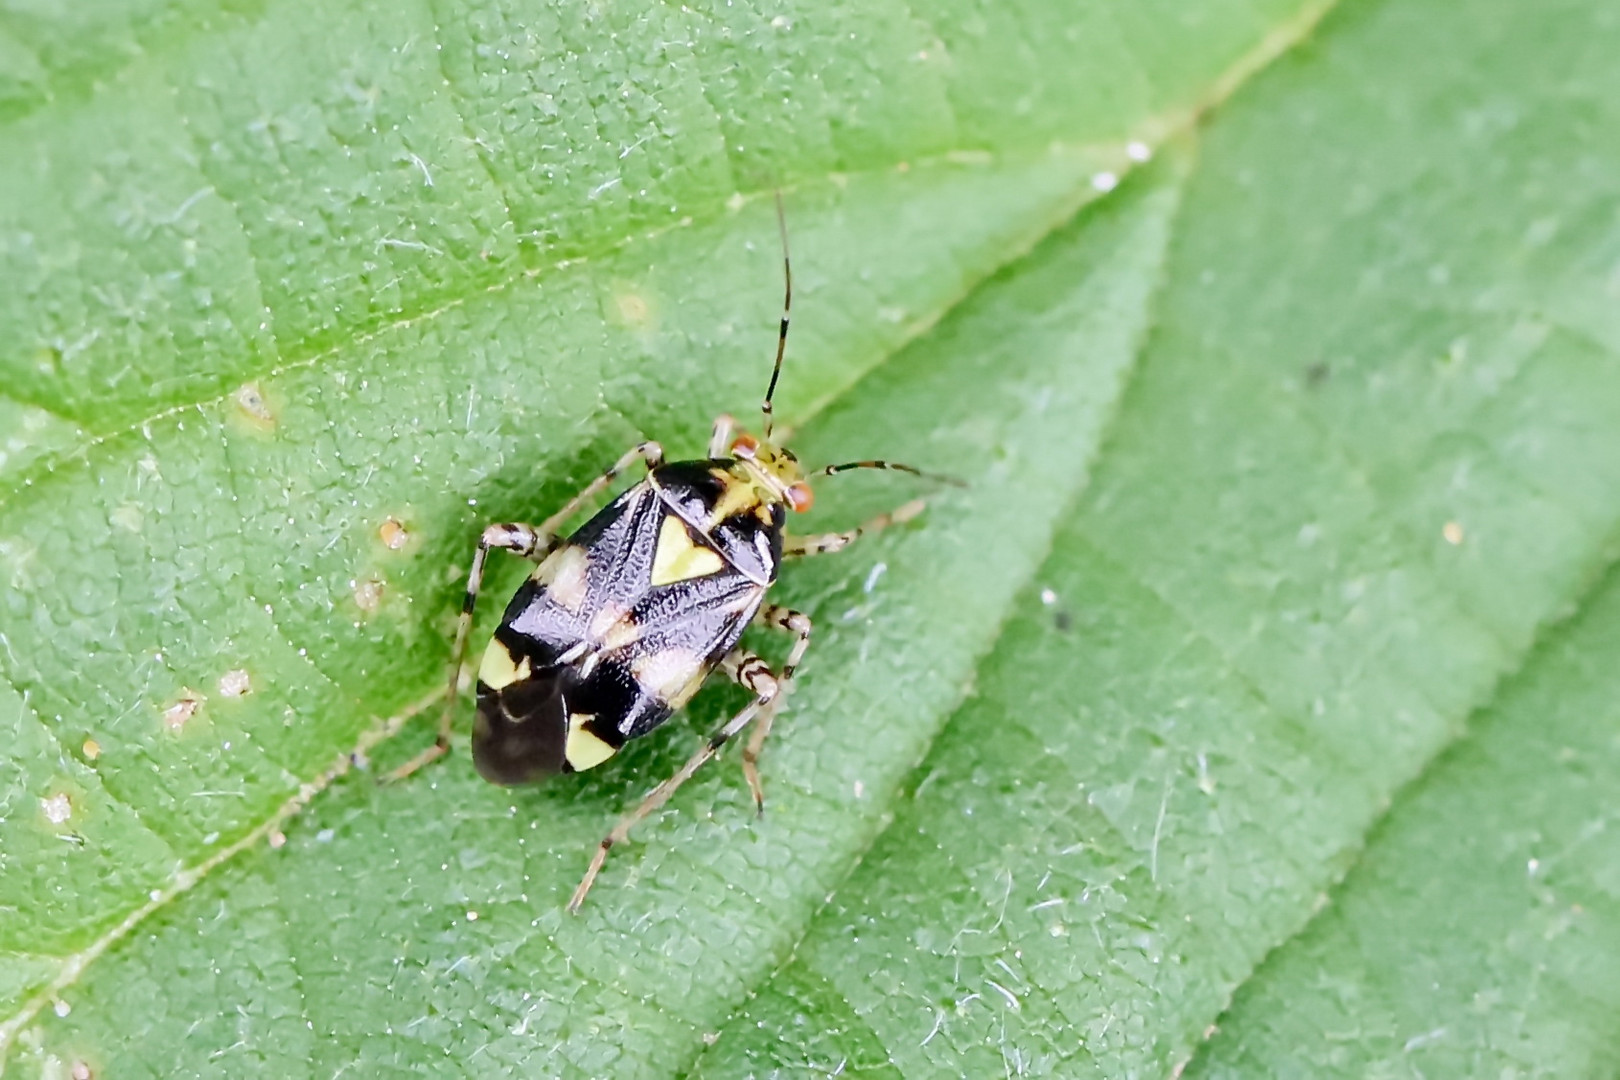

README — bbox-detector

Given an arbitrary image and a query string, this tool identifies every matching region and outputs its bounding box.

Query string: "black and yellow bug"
[391,199,946,911]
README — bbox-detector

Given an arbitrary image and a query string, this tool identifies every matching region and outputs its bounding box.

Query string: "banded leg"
[741,605,812,816]
[784,497,927,558]
[386,441,664,783]
[537,440,665,538]
[568,650,781,913]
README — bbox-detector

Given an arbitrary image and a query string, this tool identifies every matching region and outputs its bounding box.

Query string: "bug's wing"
[478,483,763,775]
[471,661,569,784]
[587,494,767,741]
[472,485,658,782]
[608,566,765,740]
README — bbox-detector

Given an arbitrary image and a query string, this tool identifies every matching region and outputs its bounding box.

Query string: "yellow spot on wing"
[478,639,531,689]
[565,719,617,771]
[589,602,642,650]
[632,647,707,705]
[651,514,724,585]
[534,545,590,612]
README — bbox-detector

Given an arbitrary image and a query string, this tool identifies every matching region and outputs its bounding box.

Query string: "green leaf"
[1190,566,1620,1076]
[691,0,1620,1076]
[4,148,1191,1077]
[0,0,1320,1071]
[5,0,1618,1077]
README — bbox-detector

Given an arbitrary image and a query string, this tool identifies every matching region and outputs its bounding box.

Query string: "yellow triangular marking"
[651,514,724,585]
[477,640,531,689]
[565,720,618,771]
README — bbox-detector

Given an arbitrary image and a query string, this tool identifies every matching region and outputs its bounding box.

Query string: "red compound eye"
[731,434,759,458]
[786,482,814,513]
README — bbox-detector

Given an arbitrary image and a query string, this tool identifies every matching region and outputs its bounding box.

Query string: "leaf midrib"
[0,144,1073,506]
[0,147,1117,1057]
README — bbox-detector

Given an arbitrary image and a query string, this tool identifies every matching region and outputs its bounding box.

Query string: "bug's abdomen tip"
[471,678,570,785]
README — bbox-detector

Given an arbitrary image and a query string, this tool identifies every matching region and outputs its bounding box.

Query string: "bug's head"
[732,194,950,510]
[729,430,814,513]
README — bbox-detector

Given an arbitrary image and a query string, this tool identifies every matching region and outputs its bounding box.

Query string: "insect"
[391,197,950,911]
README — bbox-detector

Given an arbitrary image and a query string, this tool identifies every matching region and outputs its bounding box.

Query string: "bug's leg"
[707,414,737,459]
[784,497,928,558]
[387,442,664,784]
[788,458,963,556]
[568,651,780,913]
[537,440,665,537]
[385,521,549,782]
[741,604,811,817]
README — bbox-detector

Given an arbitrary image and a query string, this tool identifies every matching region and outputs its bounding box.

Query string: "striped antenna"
[761,191,791,439]
[813,460,967,487]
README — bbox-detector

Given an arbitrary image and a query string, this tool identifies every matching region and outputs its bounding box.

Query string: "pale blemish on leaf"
[161,691,202,733]
[944,148,995,167]
[108,504,143,533]
[613,287,654,328]
[39,792,72,826]
[352,576,385,614]
[232,382,276,431]
[216,669,252,698]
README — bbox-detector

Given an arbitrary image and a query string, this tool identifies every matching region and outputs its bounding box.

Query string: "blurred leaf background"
[2,0,1619,1076]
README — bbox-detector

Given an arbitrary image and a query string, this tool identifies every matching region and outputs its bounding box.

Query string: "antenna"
[762,191,791,439]
[813,460,967,487]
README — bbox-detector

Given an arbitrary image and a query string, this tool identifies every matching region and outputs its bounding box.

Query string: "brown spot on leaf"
[379,517,410,550]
